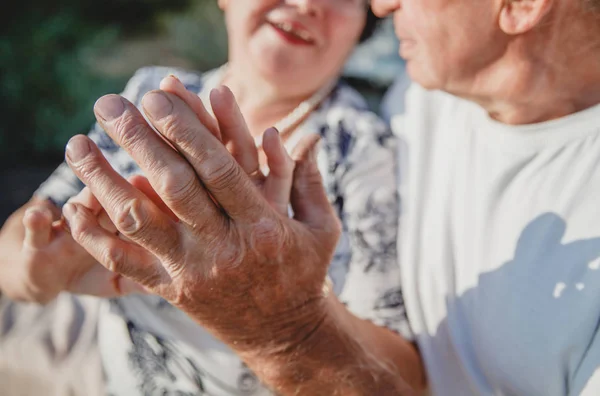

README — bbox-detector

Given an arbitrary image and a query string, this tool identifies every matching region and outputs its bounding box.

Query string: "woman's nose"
[286,0,324,17]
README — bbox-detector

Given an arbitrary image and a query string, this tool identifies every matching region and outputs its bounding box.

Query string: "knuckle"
[250,217,285,253]
[157,163,199,204]
[302,178,325,196]
[163,118,199,145]
[73,153,103,182]
[304,168,324,187]
[69,214,93,245]
[214,239,244,271]
[294,162,323,190]
[115,116,148,150]
[205,160,242,193]
[102,244,126,274]
[114,199,148,237]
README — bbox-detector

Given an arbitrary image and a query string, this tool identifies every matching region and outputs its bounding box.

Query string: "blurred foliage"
[0,0,228,164]
[160,2,228,71]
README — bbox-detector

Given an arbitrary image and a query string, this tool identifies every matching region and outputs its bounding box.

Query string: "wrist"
[239,289,417,395]
[238,292,361,393]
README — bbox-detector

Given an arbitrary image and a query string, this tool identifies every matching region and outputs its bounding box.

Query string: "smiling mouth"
[269,21,315,45]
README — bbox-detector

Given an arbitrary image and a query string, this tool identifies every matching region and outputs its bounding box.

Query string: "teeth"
[273,21,312,42]
[298,31,311,41]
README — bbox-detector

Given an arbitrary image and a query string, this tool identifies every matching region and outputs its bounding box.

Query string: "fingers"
[129,175,178,222]
[159,75,221,141]
[22,205,53,249]
[210,86,260,175]
[70,264,147,297]
[290,133,322,163]
[67,186,117,233]
[65,135,182,261]
[93,94,220,226]
[161,77,261,179]
[68,186,103,215]
[63,202,166,288]
[141,89,267,222]
[262,128,295,216]
[290,135,341,239]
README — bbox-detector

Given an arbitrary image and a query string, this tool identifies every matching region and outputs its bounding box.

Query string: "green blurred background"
[0,0,401,222]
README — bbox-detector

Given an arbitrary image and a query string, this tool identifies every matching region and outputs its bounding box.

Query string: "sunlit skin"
[371,0,600,124]
[0,0,370,303]
[219,0,367,136]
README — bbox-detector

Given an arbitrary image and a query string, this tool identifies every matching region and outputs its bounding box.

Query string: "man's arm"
[62,87,426,395]
[245,294,425,395]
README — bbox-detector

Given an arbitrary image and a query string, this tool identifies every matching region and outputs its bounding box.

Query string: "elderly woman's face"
[219,0,367,94]
[374,0,507,92]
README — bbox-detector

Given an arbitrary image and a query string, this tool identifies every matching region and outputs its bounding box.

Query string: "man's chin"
[405,61,442,91]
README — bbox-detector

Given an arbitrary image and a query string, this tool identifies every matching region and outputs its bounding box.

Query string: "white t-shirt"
[394,84,600,395]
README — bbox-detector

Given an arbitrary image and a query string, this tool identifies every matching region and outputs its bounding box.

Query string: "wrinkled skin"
[63,82,341,357]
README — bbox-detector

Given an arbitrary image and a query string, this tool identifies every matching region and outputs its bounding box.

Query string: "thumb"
[23,206,54,249]
[290,135,341,241]
[70,264,148,297]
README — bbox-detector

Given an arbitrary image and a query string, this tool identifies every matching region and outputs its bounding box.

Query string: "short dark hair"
[359,9,382,43]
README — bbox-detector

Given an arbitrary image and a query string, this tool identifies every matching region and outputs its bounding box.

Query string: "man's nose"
[370,0,401,17]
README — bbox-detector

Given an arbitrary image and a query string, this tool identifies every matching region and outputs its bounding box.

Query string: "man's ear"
[499,0,554,34]
[218,0,228,11]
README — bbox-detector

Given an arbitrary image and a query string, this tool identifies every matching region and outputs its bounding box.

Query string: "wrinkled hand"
[62,82,341,355]
[159,75,300,215]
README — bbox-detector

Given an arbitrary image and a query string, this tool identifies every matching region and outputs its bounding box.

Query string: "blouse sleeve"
[34,66,202,208]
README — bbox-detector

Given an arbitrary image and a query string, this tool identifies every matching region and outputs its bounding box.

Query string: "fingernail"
[62,203,76,221]
[95,95,125,121]
[266,127,279,137]
[209,87,222,104]
[211,86,231,102]
[267,128,286,151]
[66,136,91,163]
[143,91,173,120]
[263,127,277,142]
[168,74,181,82]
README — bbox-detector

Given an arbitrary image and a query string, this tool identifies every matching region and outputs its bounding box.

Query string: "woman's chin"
[252,54,301,80]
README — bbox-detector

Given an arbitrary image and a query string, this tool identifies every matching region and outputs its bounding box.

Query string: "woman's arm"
[0,197,84,302]
[0,67,178,302]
